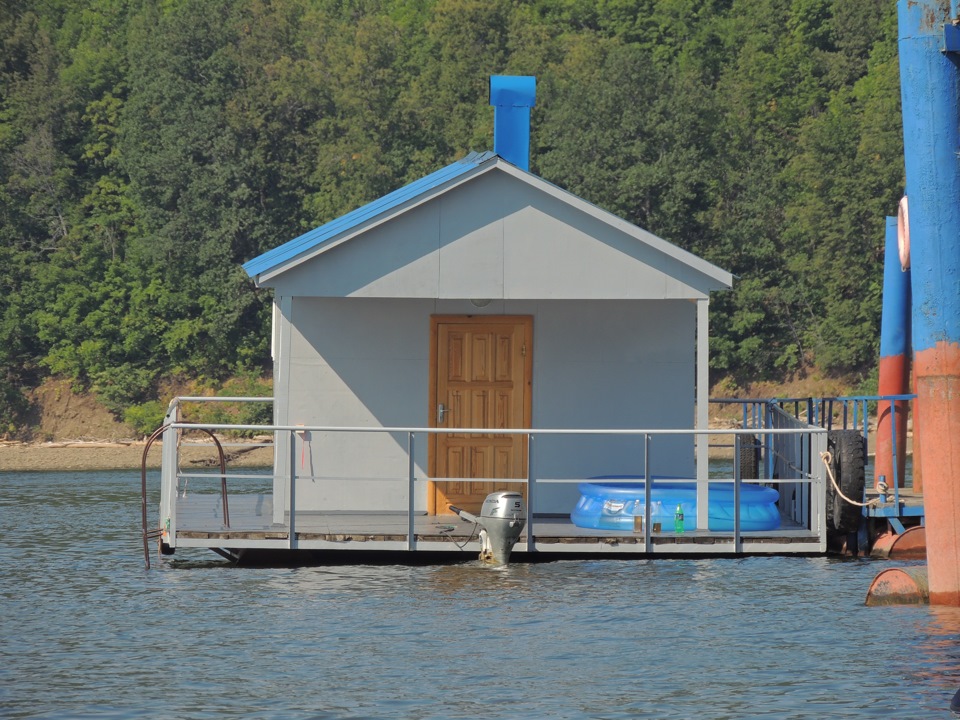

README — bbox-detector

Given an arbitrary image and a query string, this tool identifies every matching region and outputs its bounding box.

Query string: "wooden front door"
[429,315,532,515]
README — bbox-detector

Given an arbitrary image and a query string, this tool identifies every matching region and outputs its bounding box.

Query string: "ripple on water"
[1,471,958,719]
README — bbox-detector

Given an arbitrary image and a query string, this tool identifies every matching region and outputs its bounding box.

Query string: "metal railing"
[153,408,828,560]
[144,393,923,566]
[800,394,915,492]
[147,396,274,568]
[710,394,918,525]
[805,394,917,521]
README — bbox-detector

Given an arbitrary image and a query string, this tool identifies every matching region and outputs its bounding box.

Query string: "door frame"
[427,314,533,514]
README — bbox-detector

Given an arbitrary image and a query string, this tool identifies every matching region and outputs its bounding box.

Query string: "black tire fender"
[826,429,866,533]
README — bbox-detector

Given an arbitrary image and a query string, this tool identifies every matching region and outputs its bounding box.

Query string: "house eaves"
[243,151,732,292]
[491,162,733,291]
[243,150,498,285]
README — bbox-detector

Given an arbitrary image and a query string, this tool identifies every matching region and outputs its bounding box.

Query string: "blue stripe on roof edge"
[243,150,498,278]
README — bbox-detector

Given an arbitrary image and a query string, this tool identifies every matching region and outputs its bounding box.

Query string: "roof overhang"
[244,152,499,286]
[243,153,733,293]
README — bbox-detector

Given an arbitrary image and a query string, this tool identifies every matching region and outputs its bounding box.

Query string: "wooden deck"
[171,493,825,557]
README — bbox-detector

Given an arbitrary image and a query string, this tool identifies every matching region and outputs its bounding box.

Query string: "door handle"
[438,403,446,424]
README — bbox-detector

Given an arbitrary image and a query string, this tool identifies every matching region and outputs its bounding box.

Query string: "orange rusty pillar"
[910,366,922,494]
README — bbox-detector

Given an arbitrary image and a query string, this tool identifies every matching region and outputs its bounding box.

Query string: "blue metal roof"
[243,150,498,279]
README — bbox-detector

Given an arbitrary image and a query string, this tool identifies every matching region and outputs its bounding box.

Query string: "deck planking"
[171,493,822,554]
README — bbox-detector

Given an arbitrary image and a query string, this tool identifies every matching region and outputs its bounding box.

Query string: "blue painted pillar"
[898,0,960,606]
[876,217,911,489]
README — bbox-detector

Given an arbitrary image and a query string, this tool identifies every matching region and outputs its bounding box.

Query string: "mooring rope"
[820,450,882,507]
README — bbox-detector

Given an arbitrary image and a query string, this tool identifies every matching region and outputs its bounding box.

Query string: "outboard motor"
[450,491,526,565]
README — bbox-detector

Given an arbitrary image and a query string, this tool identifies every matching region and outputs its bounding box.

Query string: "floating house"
[152,77,831,564]
[243,76,730,519]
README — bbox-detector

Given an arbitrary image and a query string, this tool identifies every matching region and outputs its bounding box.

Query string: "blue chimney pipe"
[489,76,536,171]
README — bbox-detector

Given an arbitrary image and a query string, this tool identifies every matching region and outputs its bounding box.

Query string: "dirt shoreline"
[9,377,873,473]
[0,441,274,472]
[0,439,738,472]
[0,424,902,473]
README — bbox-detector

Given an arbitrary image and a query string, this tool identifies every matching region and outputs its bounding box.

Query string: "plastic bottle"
[651,500,662,533]
[674,503,684,534]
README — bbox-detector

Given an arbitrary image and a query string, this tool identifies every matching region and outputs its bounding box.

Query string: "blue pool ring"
[570,478,781,532]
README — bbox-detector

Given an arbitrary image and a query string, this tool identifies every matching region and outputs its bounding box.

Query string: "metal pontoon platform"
[141,394,935,566]
[177,495,820,555]
[143,396,843,566]
[168,491,824,561]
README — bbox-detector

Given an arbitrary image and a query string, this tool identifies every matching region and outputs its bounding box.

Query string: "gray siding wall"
[269,171,714,301]
[274,297,695,515]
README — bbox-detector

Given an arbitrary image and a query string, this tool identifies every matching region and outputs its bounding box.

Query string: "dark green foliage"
[0,373,29,437]
[123,399,165,438]
[0,0,903,426]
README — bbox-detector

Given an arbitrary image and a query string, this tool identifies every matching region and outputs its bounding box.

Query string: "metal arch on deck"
[141,423,229,569]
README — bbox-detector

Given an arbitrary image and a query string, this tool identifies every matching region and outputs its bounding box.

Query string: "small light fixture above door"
[470,298,492,308]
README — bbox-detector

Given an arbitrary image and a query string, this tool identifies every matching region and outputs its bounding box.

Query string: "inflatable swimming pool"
[570,480,781,532]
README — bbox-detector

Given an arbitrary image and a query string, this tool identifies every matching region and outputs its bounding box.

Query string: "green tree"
[0,0,915,429]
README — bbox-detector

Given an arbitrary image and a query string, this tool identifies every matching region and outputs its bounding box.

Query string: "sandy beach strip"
[0,441,273,472]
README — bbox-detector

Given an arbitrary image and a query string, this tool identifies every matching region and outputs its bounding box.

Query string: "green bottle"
[674,503,684,534]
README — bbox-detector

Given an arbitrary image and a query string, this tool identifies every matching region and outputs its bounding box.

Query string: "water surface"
[2,470,958,719]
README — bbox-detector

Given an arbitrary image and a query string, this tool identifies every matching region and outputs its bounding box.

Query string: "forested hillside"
[0,0,903,433]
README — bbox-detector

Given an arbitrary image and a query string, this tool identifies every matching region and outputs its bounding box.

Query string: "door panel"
[429,316,532,515]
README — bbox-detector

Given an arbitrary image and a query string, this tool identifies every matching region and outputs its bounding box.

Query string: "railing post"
[890,399,899,490]
[526,433,535,553]
[734,434,742,553]
[815,430,828,551]
[696,427,709,532]
[798,425,807,525]
[893,403,903,507]
[407,432,416,551]
[160,419,178,540]
[892,400,900,512]
[289,428,297,549]
[643,433,652,554]
[764,401,775,480]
